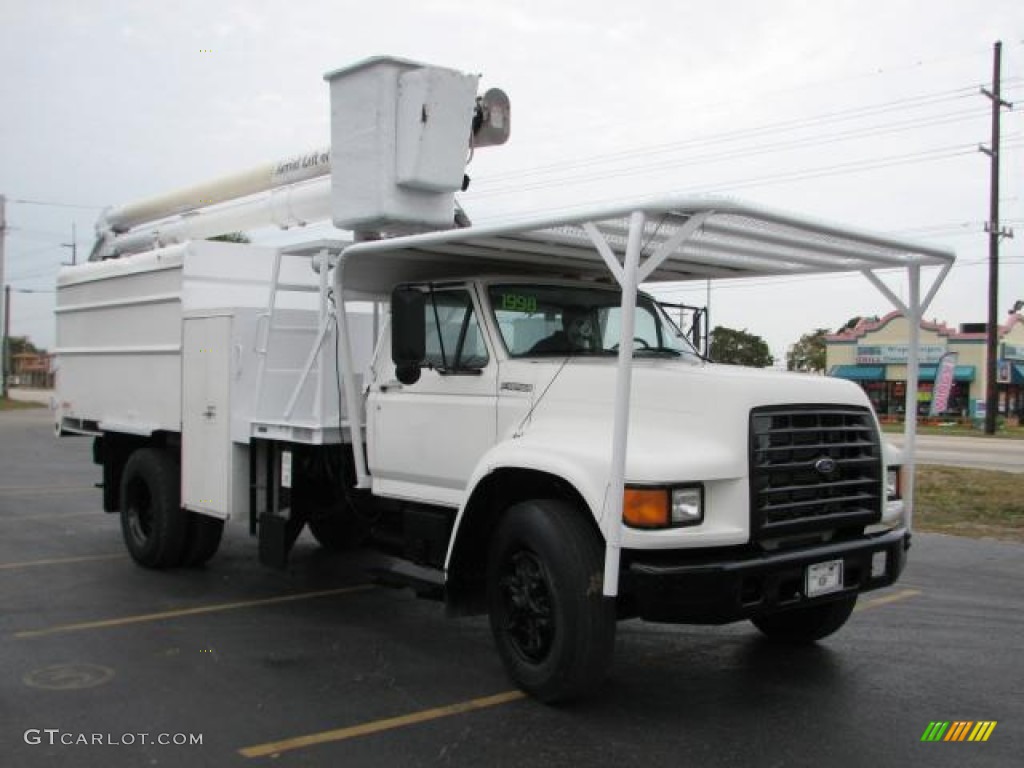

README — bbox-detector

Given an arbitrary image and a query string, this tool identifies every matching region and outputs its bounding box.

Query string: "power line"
[473,80,1021,191]
[472,140,996,226]
[692,142,995,195]
[736,40,1024,100]
[487,44,1024,184]
[472,105,995,199]
[889,221,981,235]
[9,198,104,211]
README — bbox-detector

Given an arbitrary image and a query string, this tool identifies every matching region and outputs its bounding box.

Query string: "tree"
[786,328,830,372]
[9,336,43,356]
[709,326,774,368]
[838,315,878,333]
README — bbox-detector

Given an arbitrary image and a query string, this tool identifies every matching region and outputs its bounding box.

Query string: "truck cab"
[349,259,912,701]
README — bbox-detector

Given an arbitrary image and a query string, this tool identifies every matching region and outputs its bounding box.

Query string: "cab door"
[367,285,497,507]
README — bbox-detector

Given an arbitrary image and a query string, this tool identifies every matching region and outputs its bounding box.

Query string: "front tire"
[486,499,616,703]
[751,595,857,643]
[119,447,188,569]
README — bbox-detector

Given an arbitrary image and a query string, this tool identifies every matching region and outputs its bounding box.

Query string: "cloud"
[1,0,1021,353]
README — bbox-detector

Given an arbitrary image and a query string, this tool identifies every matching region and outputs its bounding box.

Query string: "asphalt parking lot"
[2,405,1022,767]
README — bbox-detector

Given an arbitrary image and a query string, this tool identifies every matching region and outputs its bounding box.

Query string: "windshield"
[488,284,702,361]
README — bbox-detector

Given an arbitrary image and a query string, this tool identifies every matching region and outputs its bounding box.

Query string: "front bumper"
[623,528,909,624]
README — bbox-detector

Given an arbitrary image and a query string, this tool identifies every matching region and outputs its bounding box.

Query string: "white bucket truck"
[55,56,954,702]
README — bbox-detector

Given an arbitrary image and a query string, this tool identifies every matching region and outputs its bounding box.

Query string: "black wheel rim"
[125,479,153,547]
[498,549,554,663]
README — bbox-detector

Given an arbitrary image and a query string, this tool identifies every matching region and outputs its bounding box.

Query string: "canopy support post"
[860,262,952,530]
[596,211,645,597]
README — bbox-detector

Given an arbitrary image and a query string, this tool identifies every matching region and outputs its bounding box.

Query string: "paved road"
[887,433,1024,473]
[2,407,1022,767]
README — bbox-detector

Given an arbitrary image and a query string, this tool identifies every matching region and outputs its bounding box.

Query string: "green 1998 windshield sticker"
[500,293,538,313]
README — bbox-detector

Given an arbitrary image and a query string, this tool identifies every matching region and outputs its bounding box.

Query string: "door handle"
[380,381,404,392]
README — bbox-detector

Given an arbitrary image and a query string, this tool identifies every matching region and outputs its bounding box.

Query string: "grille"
[750,406,882,539]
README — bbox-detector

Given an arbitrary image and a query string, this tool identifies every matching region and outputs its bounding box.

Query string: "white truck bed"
[55,240,377,518]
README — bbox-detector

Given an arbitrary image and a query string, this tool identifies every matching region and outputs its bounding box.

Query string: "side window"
[599,305,661,349]
[423,290,490,370]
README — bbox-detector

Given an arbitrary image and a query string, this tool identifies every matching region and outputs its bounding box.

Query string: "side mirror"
[391,286,426,385]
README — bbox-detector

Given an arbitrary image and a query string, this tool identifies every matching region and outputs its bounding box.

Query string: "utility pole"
[62,221,77,266]
[980,40,1014,435]
[2,286,9,401]
[1,193,6,399]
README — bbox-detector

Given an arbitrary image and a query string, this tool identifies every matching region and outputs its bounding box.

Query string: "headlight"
[886,467,902,501]
[623,485,704,528]
[671,487,704,525]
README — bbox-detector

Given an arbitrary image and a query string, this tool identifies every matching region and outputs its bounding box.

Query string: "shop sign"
[997,360,1012,384]
[1003,344,1024,361]
[856,345,945,364]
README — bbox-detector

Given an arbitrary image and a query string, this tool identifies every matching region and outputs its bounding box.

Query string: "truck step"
[369,560,445,601]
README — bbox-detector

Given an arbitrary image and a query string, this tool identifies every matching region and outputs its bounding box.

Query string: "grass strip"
[915,466,1023,542]
[0,397,45,411]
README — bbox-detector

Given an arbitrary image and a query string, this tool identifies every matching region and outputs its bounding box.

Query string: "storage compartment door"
[182,315,232,517]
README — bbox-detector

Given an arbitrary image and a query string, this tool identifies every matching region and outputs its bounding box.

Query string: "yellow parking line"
[854,588,922,612]
[13,585,373,639]
[238,690,526,758]
[0,553,123,571]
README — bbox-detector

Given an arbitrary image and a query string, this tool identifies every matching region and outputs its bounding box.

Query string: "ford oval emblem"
[814,457,837,475]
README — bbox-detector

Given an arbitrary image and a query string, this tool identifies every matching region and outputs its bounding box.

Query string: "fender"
[444,434,609,573]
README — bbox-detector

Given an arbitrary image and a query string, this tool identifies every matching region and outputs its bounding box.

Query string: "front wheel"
[486,499,616,703]
[751,595,858,643]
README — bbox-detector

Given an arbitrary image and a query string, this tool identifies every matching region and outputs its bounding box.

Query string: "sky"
[1,0,1023,364]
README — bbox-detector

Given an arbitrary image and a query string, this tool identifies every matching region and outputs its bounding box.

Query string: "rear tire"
[119,447,188,569]
[181,512,224,567]
[486,499,616,703]
[751,595,857,643]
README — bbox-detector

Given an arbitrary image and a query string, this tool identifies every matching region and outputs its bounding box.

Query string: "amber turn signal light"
[623,488,669,528]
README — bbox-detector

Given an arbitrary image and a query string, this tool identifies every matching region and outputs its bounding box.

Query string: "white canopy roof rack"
[331,196,954,596]
[337,195,953,292]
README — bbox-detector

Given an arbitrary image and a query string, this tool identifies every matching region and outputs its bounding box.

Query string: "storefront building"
[826,311,1024,420]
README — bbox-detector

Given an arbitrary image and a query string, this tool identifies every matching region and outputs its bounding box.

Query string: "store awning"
[918,365,975,382]
[830,365,885,381]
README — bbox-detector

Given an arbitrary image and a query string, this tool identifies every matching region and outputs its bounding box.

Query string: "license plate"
[806,559,844,597]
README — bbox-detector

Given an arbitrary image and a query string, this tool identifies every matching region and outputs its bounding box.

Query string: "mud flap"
[258,512,305,570]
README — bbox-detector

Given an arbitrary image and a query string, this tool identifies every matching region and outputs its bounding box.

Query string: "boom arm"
[91,56,510,261]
